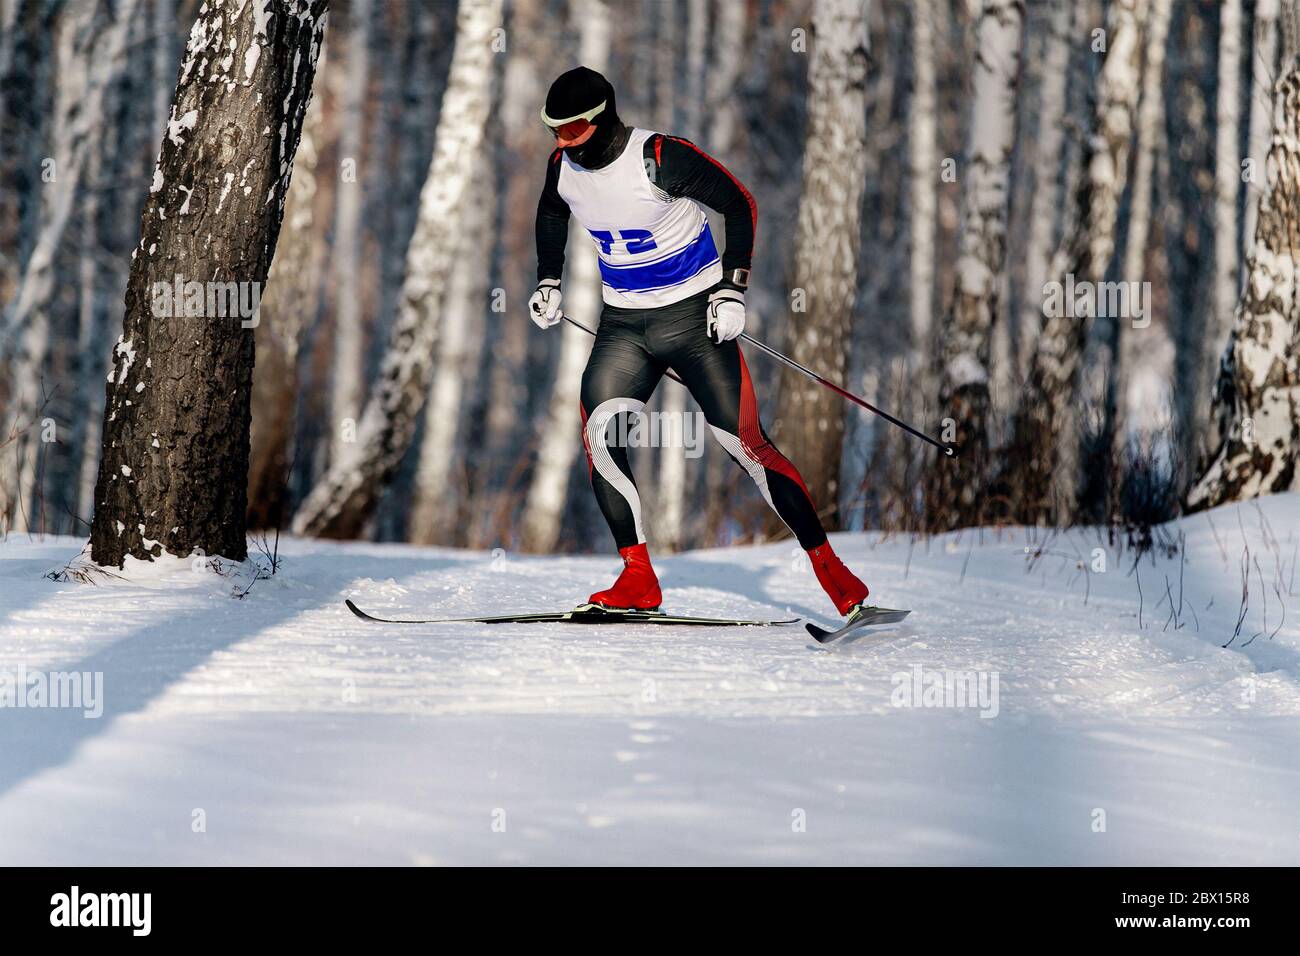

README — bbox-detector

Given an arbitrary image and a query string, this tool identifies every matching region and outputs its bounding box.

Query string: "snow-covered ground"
[2,495,1299,865]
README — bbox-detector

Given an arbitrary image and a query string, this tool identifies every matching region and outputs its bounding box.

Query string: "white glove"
[706,287,746,342]
[528,278,562,329]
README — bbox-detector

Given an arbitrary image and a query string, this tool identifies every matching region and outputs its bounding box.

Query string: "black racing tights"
[578,289,828,552]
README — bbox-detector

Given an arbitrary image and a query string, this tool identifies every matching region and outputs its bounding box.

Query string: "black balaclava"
[542,66,627,169]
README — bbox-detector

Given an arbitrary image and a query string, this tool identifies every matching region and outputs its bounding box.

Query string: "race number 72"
[589,229,657,255]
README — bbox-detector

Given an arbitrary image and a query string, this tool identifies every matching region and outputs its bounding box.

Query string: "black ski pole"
[736,333,956,457]
[558,311,953,457]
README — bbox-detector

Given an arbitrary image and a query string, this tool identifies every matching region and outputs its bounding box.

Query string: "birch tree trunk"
[1243,0,1281,256]
[0,0,19,121]
[326,0,370,466]
[518,266,597,552]
[908,0,937,391]
[76,14,155,526]
[246,83,326,530]
[1018,0,1074,379]
[1004,0,1144,525]
[408,152,493,545]
[1112,0,1172,459]
[1078,0,1152,523]
[1187,57,1300,509]
[1199,0,1245,444]
[152,0,176,139]
[291,0,503,539]
[923,0,1023,531]
[654,0,690,551]
[518,0,609,553]
[89,0,329,567]
[1285,0,1300,63]
[700,0,748,546]
[771,0,870,530]
[468,0,545,547]
[373,0,439,370]
[1168,3,1220,479]
[0,0,136,353]
[71,139,104,524]
[3,0,140,533]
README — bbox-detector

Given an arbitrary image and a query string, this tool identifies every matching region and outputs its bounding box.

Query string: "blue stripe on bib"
[598,223,720,294]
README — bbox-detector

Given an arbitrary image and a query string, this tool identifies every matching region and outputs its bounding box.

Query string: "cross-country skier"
[530,66,871,621]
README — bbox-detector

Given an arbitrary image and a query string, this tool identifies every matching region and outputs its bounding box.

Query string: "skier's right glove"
[528,278,563,329]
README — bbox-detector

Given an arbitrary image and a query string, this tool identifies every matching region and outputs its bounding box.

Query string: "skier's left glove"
[706,287,745,343]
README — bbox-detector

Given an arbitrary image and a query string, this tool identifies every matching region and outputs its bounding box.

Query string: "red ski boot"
[589,543,663,611]
[806,543,869,615]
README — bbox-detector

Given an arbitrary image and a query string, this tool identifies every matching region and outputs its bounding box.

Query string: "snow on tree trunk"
[923,0,1024,532]
[290,0,503,540]
[1018,0,1074,380]
[518,0,609,554]
[89,0,330,567]
[1004,0,1144,525]
[408,154,492,545]
[1244,0,1281,257]
[1112,0,1172,458]
[908,0,937,391]
[326,0,370,467]
[1201,0,1245,438]
[771,0,870,531]
[246,83,326,531]
[2,0,140,532]
[1187,57,1300,510]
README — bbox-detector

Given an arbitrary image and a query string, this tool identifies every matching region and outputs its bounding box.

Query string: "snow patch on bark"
[167,108,198,146]
[113,337,136,384]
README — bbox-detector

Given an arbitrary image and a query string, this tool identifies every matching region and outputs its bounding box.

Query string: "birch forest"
[3,0,1300,561]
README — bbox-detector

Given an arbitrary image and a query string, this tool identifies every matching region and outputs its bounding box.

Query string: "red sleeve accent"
[550,148,562,165]
[654,134,663,167]
[666,135,757,233]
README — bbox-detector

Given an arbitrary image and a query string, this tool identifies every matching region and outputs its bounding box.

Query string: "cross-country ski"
[344,598,798,627]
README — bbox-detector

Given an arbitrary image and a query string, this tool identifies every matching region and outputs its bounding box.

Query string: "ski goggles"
[540,100,605,148]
